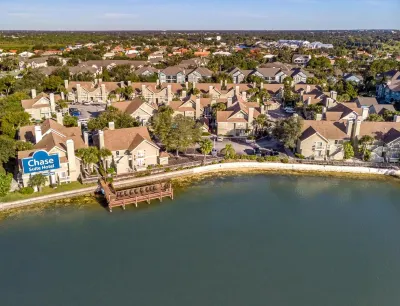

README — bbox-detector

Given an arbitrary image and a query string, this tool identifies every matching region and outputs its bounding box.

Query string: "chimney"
[220,80,223,86]
[167,84,172,102]
[361,107,369,121]
[64,79,69,89]
[34,125,42,144]
[76,84,81,102]
[101,84,106,101]
[330,91,338,100]
[185,81,189,88]
[306,85,311,93]
[256,98,260,104]
[56,112,63,125]
[306,97,312,106]
[315,113,323,121]
[227,97,233,108]
[141,84,147,95]
[346,120,354,136]
[98,78,102,84]
[261,105,265,115]
[83,131,89,145]
[192,82,196,89]
[31,89,37,99]
[120,81,125,88]
[235,86,240,97]
[354,120,361,138]
[94,79,98,86]
[322,106,327,114]
[253,82,257,88]
[77,121,81,128]
[98,130,105,149]
[60,91,65,101]
[127,80,132,86]
[49,93,56,113]
[248,107,254,126]
[224,79,227,87]
[325,97,336,109]
[260,82,264,89]
[394,115,400,123]
[66,139,77,174]
[195,98,201,119]
[208,85,213,95]
[108,121,115,130]
[299,89,305,97]
[181,90,187,98]
[242,91,247,101]
[156,79,160,86]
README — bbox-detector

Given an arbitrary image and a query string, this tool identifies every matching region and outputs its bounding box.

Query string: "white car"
[284,107,296,113]
[216,136,224,142]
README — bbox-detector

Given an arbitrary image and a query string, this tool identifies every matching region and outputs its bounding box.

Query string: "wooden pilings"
[100,180,173,212]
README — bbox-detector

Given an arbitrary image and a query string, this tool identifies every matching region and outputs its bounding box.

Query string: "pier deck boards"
[100,180,173,212]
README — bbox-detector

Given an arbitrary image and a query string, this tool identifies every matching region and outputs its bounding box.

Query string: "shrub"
[202,132,211,136]
[106,177,113,183]
[256,157,264,163]
[364,150,372,161]
[19,187,34,195]
[265,156,280,162]
[295,153,305,159]
[281,157,289,163]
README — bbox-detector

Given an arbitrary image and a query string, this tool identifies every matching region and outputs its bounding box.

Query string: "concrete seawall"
[1,162,399,212]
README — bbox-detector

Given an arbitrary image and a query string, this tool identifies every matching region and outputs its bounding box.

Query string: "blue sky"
[0,0,399,30]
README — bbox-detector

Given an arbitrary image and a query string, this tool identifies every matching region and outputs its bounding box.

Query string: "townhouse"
[376,71,400,103]
[228,66,309,84]
[112,98,157,125]
[187,67,213,83]
[21,90,61,121]
[17,119,87,187]
[94,124,162,174]
[292,54,311,65]
[65,79,122,102]
[169,96,211,119]
[159,66,186,83]
[216,98,266,137]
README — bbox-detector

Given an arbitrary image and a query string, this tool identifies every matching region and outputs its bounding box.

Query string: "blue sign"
[22,150,61,175]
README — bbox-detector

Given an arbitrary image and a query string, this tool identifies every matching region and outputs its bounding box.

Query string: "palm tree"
[98,148,112,169]
[358,135,374,161]
[221,144,236,159]
[199,138,213,163]
[254,114,268,137]
[28,174,48,192]
[76,147,100,173]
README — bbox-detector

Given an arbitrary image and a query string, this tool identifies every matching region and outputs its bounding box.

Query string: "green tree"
[43,75,64,92]
[211,102,227,118]
[0,173,13,197]
[358,135,374,161]
[273,116,303,149]
[76,147,100,172]
[28,174,48,192]
[52,66,70,80]
[47,57,62,66]
[199,138,213,163]
[221,144,236,159]
[165,115,202,156]
[367,113,384,122]
[151,106,174,142]
[0,75,16,96]
[343,142,355,160]
[15,141,34,151]
[98,148,112,170]
[63,114,78,127]
[0,136,16,169]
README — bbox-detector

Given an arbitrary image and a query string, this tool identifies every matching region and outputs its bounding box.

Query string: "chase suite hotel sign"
[22,151,61,174]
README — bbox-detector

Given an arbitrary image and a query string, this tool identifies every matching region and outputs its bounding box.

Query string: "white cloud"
[8,12,31,17]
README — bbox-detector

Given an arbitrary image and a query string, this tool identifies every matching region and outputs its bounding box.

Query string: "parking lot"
[68,104,106,122]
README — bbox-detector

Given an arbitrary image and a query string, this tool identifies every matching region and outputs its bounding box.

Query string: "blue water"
[1,174,400,306]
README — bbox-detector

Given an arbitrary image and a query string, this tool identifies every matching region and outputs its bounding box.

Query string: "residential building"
[169,96,211,119]
[65,79,122,102]
[17,119,87,187]
[227,67,253,84]
[187,67,213,83]
[297,120,350,160]
[95,125,161,174]
[250,68,288,83]
[376,71,400,103]
[343,73,363,84]
[21,90,61,121]
[292,54,311,65]
[112,98,157,125]
[216,99,265,136]
[159,66,186,84]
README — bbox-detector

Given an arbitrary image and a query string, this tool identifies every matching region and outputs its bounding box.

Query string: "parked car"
[216,136,224,142]
[69,108,81,117]
[284,107,296,114]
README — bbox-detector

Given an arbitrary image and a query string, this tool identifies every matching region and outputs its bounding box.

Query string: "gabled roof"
[325,103,361,121]
[160,66,185,76]
[358,122,400,141]
[112,98,156,115]
[21,93,50,110]
[103,126,159,151]
[216,101,260,123]
[299,120,348,141]
[356,97,378,107]
[187,67,212,77]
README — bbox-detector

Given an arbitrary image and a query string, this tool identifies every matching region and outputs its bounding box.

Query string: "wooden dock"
[100,180,173,212]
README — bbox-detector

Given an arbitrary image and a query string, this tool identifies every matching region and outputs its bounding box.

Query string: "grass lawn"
[0,182,97,203]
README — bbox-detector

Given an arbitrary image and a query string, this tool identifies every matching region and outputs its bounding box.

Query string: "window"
[334,140,343,145]
[116,151,119,156]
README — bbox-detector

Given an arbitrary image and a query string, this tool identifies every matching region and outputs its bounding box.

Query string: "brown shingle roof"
[300,120,348,141]
[103,126,158,151]
[358,122,400,141]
